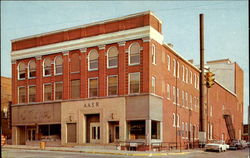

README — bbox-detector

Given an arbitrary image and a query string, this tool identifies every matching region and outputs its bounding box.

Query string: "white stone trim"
[62,51,69,56]
[80,48,87,53]
[35,56,42,60]
[11,26,163,61]
[98,45,106,50]
[118,41,126,46]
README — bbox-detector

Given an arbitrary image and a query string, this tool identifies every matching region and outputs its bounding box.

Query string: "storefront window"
[151,120,160,139]
[128,120,145,139]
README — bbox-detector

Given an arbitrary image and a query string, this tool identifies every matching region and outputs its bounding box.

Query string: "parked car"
[229,139,243,150]
[240,140,247,149]
[205,140,228,152]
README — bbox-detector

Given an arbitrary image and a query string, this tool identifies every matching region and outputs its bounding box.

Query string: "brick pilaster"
[98,45,106,97]
[62,51,70,100]
[118,41,126,95]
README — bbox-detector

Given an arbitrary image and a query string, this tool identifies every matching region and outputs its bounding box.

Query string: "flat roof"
[11,10,162,43]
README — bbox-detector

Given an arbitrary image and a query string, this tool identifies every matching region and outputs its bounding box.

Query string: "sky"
[1,1,248,123]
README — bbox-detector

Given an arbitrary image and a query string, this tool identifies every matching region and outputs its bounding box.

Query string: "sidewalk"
[2,145,203,156]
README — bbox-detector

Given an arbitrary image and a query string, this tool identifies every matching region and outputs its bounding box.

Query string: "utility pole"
[199,13,206,147]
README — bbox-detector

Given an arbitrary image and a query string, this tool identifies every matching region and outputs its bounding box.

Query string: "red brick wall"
[12,14,161,51]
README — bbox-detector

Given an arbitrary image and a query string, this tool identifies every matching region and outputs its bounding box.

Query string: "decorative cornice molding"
[62,51,69,56]
[80,48,87,53]
[35,56,42,60]
[142,37,151,42]
[98,45,106,50]
[118,41,126,46]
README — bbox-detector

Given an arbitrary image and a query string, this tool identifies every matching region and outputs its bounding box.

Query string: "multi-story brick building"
[10,11,243,149]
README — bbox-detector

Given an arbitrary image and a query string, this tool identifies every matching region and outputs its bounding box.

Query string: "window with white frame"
[190,71,192,84]
[107,75,118,96]
[190,95,192,110]
[177,61,180,78]
[194,97,196,111]
[185,122,188,138]
[18,62,26,80]
[129,42,140,65]
[177,114,180,127]
[173,113,176,127]
[89,78,98,97]
[88,50,99,71]
[55,82,63,100]
[185,67,188,83]
[152,76,156,94]
[54,55,63,75]
[173,59,176,76]
[71,53,80,73]
[43,58,52,76]
[28,60,36,78]
[182,122,185,137]
[177,88,180,105]
[196,76,199,89]
[185,92,188,108]
[194,74,197,88]
[44,83,52,101]
[182,90,185,107]
[173,86,176,104]
[28,85,36,102]
[167,84,170,100]
[210,123,213,140]
[18,86,26,103]
[129,72,140,94]
[167,55,170,71]
[71,80,80,99]
[190,123,192,138]
[107,46,118,68]
[182,65,185,82]
[152,44,156,65]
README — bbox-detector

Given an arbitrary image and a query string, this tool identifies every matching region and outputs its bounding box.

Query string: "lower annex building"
[10,11,243,149]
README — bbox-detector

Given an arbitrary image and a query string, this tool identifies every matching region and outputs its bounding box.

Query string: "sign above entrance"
[83,102,100,108]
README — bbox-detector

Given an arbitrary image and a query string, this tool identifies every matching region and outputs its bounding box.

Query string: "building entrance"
[108,121,119,143]
[90,122,100,143]
[85,114,100,143]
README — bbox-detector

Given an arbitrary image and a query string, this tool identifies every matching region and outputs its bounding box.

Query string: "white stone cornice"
[11,60,16,64]
[80,48,87,53]
[35,56,42,60]
[11,26,164,61]
[63,51,69,56]
[118,41,126,46]
[142,37,151,42]
[98,45,106,50]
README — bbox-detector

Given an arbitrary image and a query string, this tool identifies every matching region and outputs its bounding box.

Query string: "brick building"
[10,11,243,149]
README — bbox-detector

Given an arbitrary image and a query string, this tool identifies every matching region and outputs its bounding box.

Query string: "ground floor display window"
[151,120,160,139]
[128,120,145,139]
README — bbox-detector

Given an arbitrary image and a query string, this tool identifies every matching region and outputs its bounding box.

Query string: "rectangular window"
[152,76,156,94]
[190,95,192,110]
[177,114,180,127]
[185,68,188,83]
[210,106,213,117]
[108,75,118,96]
[28,85,36,102]
[173,59,176,76]
[18,86,26,103]
[173,86,176,104]
[89,78,98,97]
[167,55,170,71]
[185,92,188,109]
[129,72,140,94]
[152,44,156,65]
[173,113,176,127]
[177,88,180,105]
[55,82,63,100]
[182,90,185,107]
[185,123,188,138]
[71,80,80,99]
[128,120,145,139]
[151,120,160,139]
[177,62,180,78]
[44,84,52,101]
[196,76,199,90]
[182,65,185,82]
[190,71,192,84]
[167,84,170,100]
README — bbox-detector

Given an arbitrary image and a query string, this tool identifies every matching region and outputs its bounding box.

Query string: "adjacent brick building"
[10,11,243,149]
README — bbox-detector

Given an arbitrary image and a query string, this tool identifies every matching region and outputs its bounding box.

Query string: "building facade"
[11,11,243,149]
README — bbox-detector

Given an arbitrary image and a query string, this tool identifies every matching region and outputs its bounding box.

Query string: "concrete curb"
[2,146,201,156]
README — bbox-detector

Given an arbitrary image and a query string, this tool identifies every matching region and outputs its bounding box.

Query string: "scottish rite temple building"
[10,11,243,149]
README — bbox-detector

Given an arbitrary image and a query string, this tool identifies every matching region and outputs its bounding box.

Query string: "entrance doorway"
[85,114,100,143]
[26,126,36,141]
[108,121,119,143]
[90,122,100,143]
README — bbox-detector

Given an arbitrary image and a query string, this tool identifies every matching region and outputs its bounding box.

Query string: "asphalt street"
[1,148,249,158]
